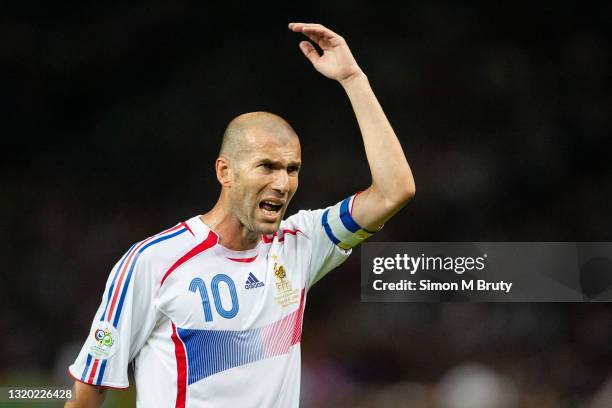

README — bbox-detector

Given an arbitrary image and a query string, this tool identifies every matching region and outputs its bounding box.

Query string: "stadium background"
[1,1,611,407]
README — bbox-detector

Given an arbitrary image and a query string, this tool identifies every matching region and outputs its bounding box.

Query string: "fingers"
[289,22,343,50]
[298,41,320,65]
[288,22,341,41]
[301,31,329,49]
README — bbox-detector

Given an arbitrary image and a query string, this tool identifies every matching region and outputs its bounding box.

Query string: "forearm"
[340,73,415,205]
[288,21,415,229]
[65,382,107,408]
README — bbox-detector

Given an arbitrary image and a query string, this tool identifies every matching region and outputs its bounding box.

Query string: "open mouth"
[259,200,283,218]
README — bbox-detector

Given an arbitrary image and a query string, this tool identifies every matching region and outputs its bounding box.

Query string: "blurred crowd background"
[1,1,611,407]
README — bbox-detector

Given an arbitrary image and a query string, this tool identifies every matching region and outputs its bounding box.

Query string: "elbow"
[384,179,416,210]
[391,165,416,206]
[405,182,416,202]
[397,181,416,205]
[370,174,416,212]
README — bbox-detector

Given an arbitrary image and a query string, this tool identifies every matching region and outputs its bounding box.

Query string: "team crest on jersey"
[245,272,265,290]
[272,255,299,307]
[88,322,119,359]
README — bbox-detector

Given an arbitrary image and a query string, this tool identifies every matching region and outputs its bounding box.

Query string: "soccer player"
[66,22,415,407]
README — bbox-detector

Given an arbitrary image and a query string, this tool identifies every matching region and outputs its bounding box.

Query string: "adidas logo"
[245,272,265,290]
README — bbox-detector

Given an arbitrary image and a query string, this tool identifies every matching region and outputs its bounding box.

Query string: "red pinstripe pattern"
[291,289,305,345]
[261,289,305,357]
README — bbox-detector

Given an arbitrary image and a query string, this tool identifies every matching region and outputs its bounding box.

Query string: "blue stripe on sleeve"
[322,209,340,245]
[96,360,107,385]
[101,242,137,322]
[339,197,361,233]
[112,228,187,327]
[81,354,92,381]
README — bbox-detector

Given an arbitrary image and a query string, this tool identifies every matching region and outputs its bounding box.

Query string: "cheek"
[237,173,274,197]
[290,178,299,194]
[236,178,264,203]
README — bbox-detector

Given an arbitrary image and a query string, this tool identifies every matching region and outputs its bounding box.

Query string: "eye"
[288,166,299,174]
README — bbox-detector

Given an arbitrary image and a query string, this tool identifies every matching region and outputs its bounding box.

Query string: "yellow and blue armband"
[322,195,375,250]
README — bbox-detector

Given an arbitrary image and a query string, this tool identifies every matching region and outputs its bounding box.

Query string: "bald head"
[220,112,299,164]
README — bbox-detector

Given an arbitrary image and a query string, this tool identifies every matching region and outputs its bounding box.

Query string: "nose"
[271,170,290,195]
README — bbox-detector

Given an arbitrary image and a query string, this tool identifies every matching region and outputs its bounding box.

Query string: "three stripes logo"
[245,272,265,290]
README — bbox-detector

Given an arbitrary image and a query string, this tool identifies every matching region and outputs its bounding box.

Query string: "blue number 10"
[189,275,239,321]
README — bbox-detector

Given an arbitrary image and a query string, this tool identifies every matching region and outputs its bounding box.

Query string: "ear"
[215,157,232,187]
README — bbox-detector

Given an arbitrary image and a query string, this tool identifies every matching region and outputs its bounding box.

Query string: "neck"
[200,199,261,251]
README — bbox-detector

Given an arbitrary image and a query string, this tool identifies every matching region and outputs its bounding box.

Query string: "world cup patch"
[88,323,119,359]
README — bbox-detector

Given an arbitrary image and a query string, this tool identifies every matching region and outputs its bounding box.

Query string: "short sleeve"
[287,194,377,288]
[68,243,158,388]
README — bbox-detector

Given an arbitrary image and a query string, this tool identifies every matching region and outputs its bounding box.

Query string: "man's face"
[228,129,301,235]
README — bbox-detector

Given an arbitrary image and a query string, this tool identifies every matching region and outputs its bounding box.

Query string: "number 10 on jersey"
[189,275,239,321]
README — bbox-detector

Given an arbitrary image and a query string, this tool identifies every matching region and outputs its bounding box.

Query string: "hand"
[288,22,364,83]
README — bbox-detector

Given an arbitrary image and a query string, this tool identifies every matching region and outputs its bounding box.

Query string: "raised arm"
[289,22,415,231]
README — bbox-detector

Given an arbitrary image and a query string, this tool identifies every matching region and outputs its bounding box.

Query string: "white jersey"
[69,194,373,407]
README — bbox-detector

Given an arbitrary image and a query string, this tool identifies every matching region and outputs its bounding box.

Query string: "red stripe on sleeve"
[87,359,99,384]
[67,369,128,389]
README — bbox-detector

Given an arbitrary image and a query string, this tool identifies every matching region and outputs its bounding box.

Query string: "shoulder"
[126,222,199,279]
[282,210,316,231]
[261,210,324,243]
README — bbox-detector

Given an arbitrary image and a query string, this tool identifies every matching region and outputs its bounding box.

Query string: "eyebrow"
[259,159,301,169]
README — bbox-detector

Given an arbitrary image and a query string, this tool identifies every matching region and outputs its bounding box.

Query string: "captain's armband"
[321,195,377,250]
